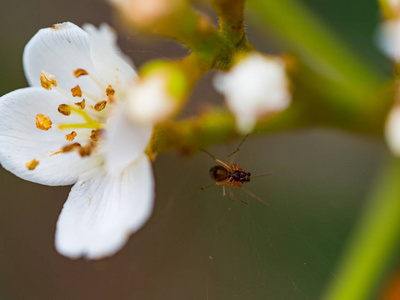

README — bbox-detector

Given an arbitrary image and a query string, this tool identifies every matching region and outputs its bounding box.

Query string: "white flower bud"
[376,20,400,60]
[214,53,291,134]
[110,0,184,28]
[127,75,177,124]
[385,104,400,156]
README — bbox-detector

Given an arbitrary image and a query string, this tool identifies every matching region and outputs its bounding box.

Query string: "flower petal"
[23,22,100,95]
[55,154,154,259]
[83,23,137,91]
[105,103,153,175]
[0,87,102,186]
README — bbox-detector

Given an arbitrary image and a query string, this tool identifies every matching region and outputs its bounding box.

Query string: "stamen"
[58,105,104,130]
[58,122,103,130]
[79,144,92,157]
[106,85,115,97]
[88,74,107,91]
[94,100,107,111]
[40,71,57,90]
[71,85,82,97]
[73,68,89,78]
[60,142,94,157]
[106,85,115,103]
[82,91,102,103]
[61,143,82,153]
[68,105,98,123]
[26,159,39,170]
[74,99,86,109]
[73,68,107,91]
[58,104,71,116]
[90,129,102,142]
[65,131,77,141]
[36,114,52,130]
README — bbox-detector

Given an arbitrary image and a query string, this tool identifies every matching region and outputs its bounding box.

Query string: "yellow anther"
[94,100,107,111]
[106,85,115,97]
[79,144,92,157]
[60,142,93,157]
[71,85,82,97]
[36,114,52,130]
[65,131,77,141]
[106,85,115,103]
[58,104,71,116]
[74,99,86,110]
[61,143,81,153]
[40,71,57,90]
[26,159,39,170]
[90,129,102,142]
[73,68,89,78]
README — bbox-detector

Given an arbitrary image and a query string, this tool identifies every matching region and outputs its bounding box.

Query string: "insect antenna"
[240,187,269,206]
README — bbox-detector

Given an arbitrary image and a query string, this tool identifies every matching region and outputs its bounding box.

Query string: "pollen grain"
[65,131,77,141]
[94,100,107,111]
[36,114,52,130]
[58,104,71,116]
[74,99,86,109]
[26,159,39,170]
[40,71,57,90]
[73,68,89,78]
[71,85,82,97]
[90,129,102,142]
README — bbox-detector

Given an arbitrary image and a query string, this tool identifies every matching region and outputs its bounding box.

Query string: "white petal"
[23,22,101,95]
[55,154,154,259]
[105,103,153,175]
[83,23,137,91]
[385,104,400,156]
[214,54,291,134]
[0,87,102,186]
[376,20,400,60]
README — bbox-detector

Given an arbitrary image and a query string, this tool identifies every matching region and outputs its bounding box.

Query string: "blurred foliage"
[1,0,400,299]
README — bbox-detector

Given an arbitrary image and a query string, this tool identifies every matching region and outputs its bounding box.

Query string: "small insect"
[201,135,269,206]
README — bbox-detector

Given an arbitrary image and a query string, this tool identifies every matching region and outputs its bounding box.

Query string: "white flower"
[213,53,291,134]
[0,22,154,259]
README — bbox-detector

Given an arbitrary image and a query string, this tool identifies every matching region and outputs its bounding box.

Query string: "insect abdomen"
[209,165,229,181]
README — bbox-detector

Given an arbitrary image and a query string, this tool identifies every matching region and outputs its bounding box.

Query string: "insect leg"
[226,134,249,159]
[240,187,269,206]
[201,148,231,170]
[201,183,219,190]
[222,185,234,202]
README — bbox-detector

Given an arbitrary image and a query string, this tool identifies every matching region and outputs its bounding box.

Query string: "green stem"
[246,0,387,116]
[209,0,246,43]
[322,159,400,300]
[148,100,344,155]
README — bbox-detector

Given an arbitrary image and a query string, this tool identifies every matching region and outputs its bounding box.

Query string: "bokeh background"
[0,0,392,299]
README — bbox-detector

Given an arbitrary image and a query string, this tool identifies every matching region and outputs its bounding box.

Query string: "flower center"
[26,68,116,170]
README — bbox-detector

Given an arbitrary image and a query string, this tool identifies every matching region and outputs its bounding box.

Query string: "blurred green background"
[0,0,394,299]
